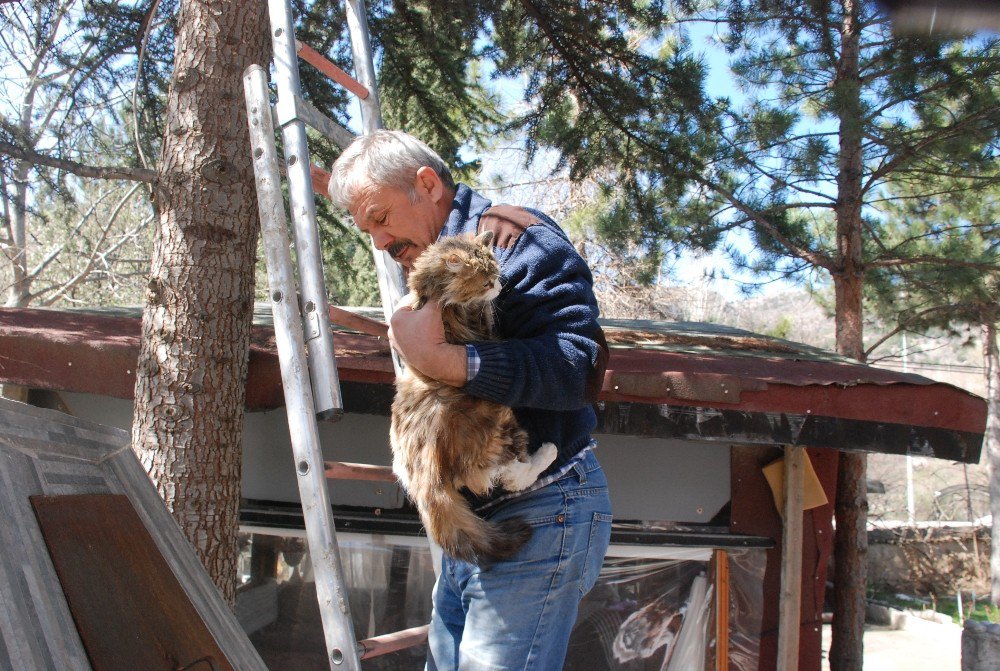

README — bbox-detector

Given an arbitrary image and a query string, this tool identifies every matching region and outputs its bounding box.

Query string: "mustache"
[387,240,412,259]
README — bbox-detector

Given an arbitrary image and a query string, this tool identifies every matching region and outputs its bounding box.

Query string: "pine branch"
[696,175,835,271]
[864,104,1000,189]
[512,7,834,273]
[869,255,1000,271]
[864,302,983,357]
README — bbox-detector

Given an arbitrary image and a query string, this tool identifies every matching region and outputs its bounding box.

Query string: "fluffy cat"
[389,230,557,564]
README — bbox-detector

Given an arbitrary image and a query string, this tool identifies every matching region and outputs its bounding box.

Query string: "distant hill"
[727,290,836,351]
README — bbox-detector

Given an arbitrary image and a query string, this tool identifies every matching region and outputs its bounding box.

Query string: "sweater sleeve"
[461,222,607,411]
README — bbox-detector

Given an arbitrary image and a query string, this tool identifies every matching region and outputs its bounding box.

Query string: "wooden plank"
[776,445,805,671]
[327,305,389,339]
[324,460,396,482]
[715,549,730,671]
[295,40,369,99]
[103,448,267,670]
[357,624,429,660]
[30,494,235,671]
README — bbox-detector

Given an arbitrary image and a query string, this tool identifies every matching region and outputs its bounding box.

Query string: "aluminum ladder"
[242,0,422,668]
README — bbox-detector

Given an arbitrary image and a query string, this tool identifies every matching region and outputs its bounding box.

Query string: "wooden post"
[715,549,730,671]
[777,445,805,671]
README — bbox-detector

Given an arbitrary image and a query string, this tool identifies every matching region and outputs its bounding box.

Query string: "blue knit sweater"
[438,185,606,489]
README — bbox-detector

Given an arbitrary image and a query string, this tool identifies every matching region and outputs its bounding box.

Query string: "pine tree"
[129,0,270,606]
[492,1,998,667]
[867,175,999,601]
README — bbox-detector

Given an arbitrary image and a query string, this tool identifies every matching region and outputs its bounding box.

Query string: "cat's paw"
[534,442,557,469]
[500,464,535,491]
[499,443,559,491]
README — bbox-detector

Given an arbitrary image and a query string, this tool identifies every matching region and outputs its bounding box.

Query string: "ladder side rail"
[341,0,445,578]
[244,64,362,671]
[269,0,345,420]
[343,0,383,135]
[342,0,408,374]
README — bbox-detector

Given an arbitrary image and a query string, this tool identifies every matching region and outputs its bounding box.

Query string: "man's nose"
[371,230,393,250]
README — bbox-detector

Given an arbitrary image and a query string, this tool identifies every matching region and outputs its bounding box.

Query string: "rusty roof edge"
[0,306,986,417]
[2,305,958,379]
[603,364,978,395]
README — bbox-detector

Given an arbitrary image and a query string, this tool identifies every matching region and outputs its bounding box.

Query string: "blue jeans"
[426,449,613,671]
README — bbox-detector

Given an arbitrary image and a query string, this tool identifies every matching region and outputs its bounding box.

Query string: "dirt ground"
[821,616,963,671]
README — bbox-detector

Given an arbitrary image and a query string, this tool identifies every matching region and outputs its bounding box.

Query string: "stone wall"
[867,525,991,596]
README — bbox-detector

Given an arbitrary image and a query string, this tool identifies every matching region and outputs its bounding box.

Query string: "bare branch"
[132,0,164,171]
[0,140,157,183]
[25,188,115,280]
[36,184,147,305]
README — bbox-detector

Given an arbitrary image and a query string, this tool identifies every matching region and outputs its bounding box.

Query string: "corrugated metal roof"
[0,306,986,461]
[603,318,850,361]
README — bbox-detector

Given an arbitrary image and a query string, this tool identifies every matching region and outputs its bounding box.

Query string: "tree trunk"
[131,0,269,607]
[5,165,30,307]
[830,270,868,671]
[985,320,1000,604]
[830,1,867,669]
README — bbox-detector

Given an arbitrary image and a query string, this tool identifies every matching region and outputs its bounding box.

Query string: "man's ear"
[414,166,444,203]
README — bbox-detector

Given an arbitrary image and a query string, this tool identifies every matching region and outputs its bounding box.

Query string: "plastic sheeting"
[726,548,767,671]
[236,531,766,670]
[237,532,433,670]
[567,557,707,670]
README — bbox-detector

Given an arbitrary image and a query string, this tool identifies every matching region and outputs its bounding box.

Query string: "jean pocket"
[579,512,613,596]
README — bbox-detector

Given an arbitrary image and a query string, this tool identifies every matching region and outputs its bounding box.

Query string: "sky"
[468,19,803,303]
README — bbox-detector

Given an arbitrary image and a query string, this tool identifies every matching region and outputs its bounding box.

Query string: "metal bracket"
[303,305,322,342]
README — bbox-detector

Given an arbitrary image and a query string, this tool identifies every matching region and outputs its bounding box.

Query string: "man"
[329,130,612,671]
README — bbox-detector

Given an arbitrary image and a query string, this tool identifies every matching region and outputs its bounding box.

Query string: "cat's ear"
[445,253,464,272]
[475,230,494,247]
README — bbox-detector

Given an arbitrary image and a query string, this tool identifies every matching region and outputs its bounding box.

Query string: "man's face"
[348,168,448,269]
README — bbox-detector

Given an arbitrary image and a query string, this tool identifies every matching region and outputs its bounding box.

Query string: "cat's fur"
[389,230,557,564]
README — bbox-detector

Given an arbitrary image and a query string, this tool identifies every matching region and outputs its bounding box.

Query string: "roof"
[0,398,268,670]
[0,306,986,462]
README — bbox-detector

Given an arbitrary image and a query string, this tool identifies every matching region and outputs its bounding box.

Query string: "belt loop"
[573,460,587,485]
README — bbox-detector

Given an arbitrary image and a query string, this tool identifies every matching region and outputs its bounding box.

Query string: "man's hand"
[389,299,467,387]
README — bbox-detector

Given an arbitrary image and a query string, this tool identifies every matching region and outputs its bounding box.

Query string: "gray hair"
[328,130,454,208]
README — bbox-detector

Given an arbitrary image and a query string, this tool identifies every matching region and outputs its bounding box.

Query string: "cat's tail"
[420,486,532,565]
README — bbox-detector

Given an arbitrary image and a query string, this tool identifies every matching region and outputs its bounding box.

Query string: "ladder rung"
[357,624,430,660]
[324,461,396,482]
[310,164,331,201]
[327,305,389,339]
[293,95,356,149]
[296,40,369,100]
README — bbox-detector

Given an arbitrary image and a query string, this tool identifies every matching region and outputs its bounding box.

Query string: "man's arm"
[462,223,607,411]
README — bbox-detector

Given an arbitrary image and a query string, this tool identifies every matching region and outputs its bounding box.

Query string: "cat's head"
[408,230,500,305]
